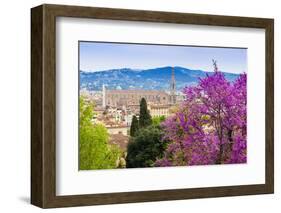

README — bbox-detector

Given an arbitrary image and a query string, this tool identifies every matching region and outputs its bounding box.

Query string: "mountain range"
[80,66,239,91]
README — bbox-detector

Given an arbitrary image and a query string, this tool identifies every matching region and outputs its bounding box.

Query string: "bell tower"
[170,67,176,104]
[102,84,106,108]
[212,59,218,72]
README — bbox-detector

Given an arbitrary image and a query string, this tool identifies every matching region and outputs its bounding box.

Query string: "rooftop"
[106,89,168,95]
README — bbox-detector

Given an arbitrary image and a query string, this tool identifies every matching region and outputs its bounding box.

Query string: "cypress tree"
[130,115,139,137]
[139,98,152,128]
[126,125,168,168]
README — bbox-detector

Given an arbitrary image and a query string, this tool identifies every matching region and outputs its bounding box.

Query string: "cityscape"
[79,41,247,170]
[80,67,183,153]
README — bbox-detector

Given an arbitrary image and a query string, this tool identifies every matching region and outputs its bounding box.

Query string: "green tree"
[139,98,152,128]
[79,97,120,170]
[130,115,139,137]
[152,116,166,126]
[126,125,167,168]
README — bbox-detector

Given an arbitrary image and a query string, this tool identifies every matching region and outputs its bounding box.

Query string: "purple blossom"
[157,71,247,166]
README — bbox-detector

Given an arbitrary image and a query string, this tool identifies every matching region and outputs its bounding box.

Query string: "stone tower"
[212,59,218,72]
[102,84,106,108]
[170,67,176,104]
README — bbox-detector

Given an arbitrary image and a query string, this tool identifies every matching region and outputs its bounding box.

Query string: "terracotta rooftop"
[109,133,129,151]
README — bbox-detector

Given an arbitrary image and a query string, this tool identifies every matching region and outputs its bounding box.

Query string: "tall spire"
[171,67,176,92]
[212,59,218,72]
[170,67,176,104]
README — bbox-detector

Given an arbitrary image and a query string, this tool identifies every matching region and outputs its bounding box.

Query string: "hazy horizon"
[80,65,242,75]
[79,41,247,74]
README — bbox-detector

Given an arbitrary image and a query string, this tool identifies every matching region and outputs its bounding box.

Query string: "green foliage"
[139,98,152,128]
[130,115,139,137]
[79,97,121,170]
[126,125,167,168]
[152,116,166,126]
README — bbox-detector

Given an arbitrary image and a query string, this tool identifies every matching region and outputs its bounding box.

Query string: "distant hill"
[80,66,239,91]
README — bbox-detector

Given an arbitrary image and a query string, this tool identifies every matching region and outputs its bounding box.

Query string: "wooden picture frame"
[31,4,274,208]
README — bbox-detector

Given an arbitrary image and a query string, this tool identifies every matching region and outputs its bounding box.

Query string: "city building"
[148,104,171,117]
[102,67,178,108]
[103,89,170,107]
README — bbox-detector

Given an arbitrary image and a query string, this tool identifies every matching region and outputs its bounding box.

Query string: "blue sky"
[79,41,247,74]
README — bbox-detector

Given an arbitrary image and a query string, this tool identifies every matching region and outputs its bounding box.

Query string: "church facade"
[102,67,178,109]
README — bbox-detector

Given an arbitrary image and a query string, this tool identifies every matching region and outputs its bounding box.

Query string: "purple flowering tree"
[155,70,247,166]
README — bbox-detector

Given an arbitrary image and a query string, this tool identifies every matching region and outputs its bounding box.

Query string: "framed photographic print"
[31,4,274,208]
